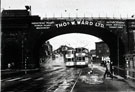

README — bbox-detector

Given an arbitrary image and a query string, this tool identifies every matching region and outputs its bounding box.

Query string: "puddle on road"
[47,78,74,92]
[79,74,104,84]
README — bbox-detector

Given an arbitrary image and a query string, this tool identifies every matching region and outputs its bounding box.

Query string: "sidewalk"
[93,64,135,89]
[1,68,39,73]
[1,68,40,79]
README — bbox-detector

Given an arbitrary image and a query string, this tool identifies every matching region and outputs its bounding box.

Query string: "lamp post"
[24,57,28,74]
[117,30,119,75]
[64,10,67,17]
[21,32,27,74]
[64,10,70,18]
[76,9,78,18]
[21,34,24,69]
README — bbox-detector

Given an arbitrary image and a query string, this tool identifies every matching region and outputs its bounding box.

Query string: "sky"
[48,33,102,51]
[1,0,135,50]
[1,0,135,18]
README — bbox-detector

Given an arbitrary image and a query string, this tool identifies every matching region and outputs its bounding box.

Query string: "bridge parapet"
[32,18,134,30]
[42,17,135,20]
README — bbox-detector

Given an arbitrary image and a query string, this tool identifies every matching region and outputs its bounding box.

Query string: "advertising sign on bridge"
[105,21,125,29]
[31,19,128,30]
[31,19,105,30]
[128,21,135,29]
[31,22,55,29]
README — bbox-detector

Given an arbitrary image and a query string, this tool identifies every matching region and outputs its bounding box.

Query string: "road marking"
[20,78,31,81]
[7,77,22,82]
[70,70,82,92]
[35,77,44,81]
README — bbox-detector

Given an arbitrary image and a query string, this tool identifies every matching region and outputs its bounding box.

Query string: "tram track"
[70,69,82,92]
[46,69,82,92]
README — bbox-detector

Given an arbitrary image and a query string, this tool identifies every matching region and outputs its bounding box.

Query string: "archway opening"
[32,25,126,68]
[39,33,103,68]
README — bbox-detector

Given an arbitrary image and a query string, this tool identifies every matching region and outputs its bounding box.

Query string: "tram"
[75,47,89,67]
[64,49,75,67]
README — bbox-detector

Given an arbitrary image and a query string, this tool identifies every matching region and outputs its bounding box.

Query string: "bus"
[64,49,75,67]
[75,47,89,67]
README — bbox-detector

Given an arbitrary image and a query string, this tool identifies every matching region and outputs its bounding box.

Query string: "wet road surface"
[73,65,135,92]
[1,55,81,92]
[1,55,135,92]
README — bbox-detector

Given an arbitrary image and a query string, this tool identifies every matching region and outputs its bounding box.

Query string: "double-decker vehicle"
[75,47,89,67]
[64,49,75,67]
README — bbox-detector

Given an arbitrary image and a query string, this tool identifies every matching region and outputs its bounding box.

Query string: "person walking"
[88,62,93,74]
[103,60,113,79]
[110,61,114,76]
[8,63,11,69]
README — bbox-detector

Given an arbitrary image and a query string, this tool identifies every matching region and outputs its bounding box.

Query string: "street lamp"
[64,10,70,18]
[117,30,120,75]
[21,34,24,69]
[21,32,27,74]
[24,57,28,74]
[131,15,135,18]
[117,27,121,75]
[76,9,78,18]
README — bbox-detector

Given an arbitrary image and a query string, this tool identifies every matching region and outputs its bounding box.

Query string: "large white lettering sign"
[55,20,104,28]
[32,20,105,29]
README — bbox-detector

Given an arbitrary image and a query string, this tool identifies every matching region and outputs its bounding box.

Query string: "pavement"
[92,64,135,89]
[1,68,39,72]
[1,68,40,79]
[73,66,135,92]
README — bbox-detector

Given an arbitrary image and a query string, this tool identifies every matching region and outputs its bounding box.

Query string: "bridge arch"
[32,25,126,67]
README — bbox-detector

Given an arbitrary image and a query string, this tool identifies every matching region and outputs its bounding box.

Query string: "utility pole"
[24,57,28,74]
[117,28,120,75]
[21,34,24,69]
[21,32,27,74]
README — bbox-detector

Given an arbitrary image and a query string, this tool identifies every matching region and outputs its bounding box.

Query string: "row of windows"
[66,57,88,61]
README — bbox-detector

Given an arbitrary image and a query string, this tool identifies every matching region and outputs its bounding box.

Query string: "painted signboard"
[128,21,135,28]
[105,21,125,29]
[31,19,105,29]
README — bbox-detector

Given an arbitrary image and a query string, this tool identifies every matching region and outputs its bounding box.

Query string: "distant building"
[89,49,96,62]
[58,45,69,55]
[125,29,135,78]
[46,41,53,56]
[55,45,74,56]
[40,41,53,60]
[128,30,135,54]
[96,41,110,63]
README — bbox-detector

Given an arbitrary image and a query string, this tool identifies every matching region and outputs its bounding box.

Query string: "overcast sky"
[1,0,135,50]
[48,33,102,50]
[1,0,135,18]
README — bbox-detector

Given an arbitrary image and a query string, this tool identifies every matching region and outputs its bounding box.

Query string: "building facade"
[1,9,40,69]
[95,41,110,63]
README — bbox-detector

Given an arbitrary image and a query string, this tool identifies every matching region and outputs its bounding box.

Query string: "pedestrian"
[11,62,15,69]
[110,61,114,76]
[90,62,93,72]
[103,60,113,79]
[8,63,11,69]
[88,62,93,74]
